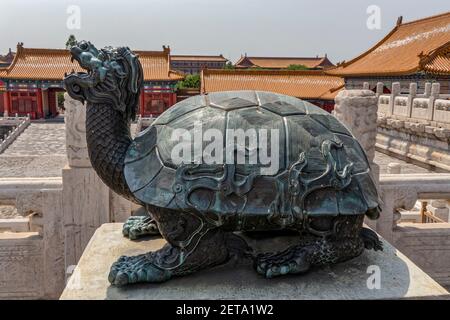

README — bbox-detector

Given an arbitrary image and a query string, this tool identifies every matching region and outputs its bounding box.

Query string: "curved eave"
[326,25,400,76]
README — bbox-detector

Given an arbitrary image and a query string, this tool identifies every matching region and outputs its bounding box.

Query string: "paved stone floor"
[0,123,67,178]
[2,123,66,156]
[374,151,434,174]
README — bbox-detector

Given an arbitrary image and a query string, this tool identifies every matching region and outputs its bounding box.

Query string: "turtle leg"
[122,207,160,240]
[109,208,230,286]
[254,215,365,278]
[360,227,383,251]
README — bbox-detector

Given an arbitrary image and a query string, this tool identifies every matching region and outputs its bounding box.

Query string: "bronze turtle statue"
[64,41,382,286]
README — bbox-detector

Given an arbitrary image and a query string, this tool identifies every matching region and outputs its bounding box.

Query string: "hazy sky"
[1,0,449,64]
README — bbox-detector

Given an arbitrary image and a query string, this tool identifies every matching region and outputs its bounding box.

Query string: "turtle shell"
[124,91,380,224]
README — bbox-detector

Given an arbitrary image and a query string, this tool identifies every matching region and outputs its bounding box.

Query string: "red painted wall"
[141,92,176,117]
[47,88,62,116]
[9,91,38,119]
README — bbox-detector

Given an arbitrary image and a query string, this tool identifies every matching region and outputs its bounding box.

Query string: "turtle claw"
[122,216,160,239]
[360,227,383,251]
[108,253,172,286]
[254,247,310,278]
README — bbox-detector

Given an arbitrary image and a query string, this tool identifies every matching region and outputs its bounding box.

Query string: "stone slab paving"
[374,151,434,174]
[2,123,66,156]
[0,123,67,178]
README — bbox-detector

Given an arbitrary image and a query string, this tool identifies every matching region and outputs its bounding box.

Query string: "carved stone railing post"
[429,83,440,121]
[425,82,432,97]
[62,94,133,269]
[334,89,379,178]
[389,82,401,116]
[376,82,384,97]
[64,93,90,168]
[334,89,379,229]
[407,83,417,118]
[378,182,418,243]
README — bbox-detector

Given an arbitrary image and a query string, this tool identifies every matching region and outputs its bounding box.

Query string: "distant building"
[327,12,450,93]
[234,54,335,70]
[201,69,344,112]
[0,43,184,119]
[0,48,15,68]
[170,55,228,74]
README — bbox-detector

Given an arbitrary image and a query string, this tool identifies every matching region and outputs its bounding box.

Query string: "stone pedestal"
[60,223,449,300]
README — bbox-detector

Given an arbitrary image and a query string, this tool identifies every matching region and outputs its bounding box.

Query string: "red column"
[171,92,177,106]
[36,88,43,118]
[3,91,11,116]
[140,89,145,116]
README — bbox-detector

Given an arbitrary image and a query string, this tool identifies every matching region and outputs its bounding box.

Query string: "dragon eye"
[79,42,88,50]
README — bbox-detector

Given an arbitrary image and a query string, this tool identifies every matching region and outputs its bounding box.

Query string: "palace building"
[234,54,335,70]
[170,54,228,74]
[0,43,184,119]
[201,69,344,112]
[327,12,450,93]
[0,48,15,68]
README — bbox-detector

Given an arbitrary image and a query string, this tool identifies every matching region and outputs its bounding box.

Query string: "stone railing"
[0,177,63,299]
[0,177,62,203]
[0,114,31,154]
[373,173,450,288]
[373,82,450,172]
[376,173,450,239]
[375,82,450,124]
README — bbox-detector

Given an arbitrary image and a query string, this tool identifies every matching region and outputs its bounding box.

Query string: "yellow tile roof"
[420,42,450,75]
[170,55,227,62]
[328,12,450,76]
[1,44,183,82]
[201,69,344,100]
[135,50,184,81]
[235,56,334,69]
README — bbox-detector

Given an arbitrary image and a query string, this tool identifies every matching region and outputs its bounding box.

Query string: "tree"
[66,34,77,49]
[57,92,65,110]
[176,74,200,89]
[286,64,309,70]
[224,62,235,70]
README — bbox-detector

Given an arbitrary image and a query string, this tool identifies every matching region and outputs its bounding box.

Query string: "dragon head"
[64,41,143,120]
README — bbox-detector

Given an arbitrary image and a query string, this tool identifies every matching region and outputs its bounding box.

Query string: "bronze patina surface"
[64,42,382,286]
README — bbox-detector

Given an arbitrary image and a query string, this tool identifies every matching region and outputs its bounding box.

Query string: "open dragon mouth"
[63,40,143,119]
[63,41,103,102]
[63,71,92,103]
